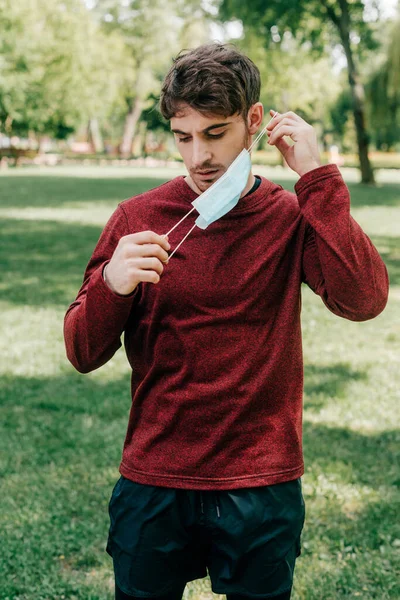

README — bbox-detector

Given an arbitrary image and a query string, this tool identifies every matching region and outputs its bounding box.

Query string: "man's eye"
[178,137,191,143]
[207,133,225,139]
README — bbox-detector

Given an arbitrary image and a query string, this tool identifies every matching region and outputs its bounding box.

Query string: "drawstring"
[161,208,197,264]
[199,491,221,518]
[215,493,220,518]
[166,223,197,262]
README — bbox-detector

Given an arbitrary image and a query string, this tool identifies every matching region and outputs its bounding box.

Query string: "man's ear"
[247,102,264,135]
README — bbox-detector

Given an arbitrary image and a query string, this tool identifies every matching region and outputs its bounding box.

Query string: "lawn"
[0,164,399,600]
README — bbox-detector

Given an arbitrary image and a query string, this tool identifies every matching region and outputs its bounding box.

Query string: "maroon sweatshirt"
[63,164,389,490]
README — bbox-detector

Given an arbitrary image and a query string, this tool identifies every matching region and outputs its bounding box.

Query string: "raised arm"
[297,165,389,321]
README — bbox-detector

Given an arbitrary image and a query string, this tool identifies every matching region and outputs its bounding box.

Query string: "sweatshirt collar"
[173,174,273,215]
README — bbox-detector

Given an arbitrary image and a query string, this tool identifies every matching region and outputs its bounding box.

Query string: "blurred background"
[0,0,399,179]
[1,1,399,600]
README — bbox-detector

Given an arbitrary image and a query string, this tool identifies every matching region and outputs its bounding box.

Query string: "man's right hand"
[104,231,171,296]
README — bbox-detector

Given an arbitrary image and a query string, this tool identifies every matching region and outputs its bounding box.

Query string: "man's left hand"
[266,109,322,177]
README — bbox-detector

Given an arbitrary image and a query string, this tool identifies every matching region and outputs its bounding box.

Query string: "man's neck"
[240,172,256,198]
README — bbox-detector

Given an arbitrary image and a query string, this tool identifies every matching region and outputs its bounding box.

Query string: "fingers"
[123,230,171,252]
[105,229,173,294]
[131,267,161,285]
[266,110,303,131]
[266,110,280,130]
[268,123,298,146]
[130,257,165,278]
[267,117,298,137]
[120,232,170,261]
[122,241,169,264]
[269,136,292,154]
[139,243,170,264]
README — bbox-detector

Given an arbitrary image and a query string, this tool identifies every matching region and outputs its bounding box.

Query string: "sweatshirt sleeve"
[296,164,389,322]
[63,204,140,373]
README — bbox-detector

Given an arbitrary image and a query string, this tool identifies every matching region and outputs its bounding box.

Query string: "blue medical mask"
[192,148,251,230]
[163,123,269,261]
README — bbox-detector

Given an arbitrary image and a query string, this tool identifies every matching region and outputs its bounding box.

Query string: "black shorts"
[106,475,306,598]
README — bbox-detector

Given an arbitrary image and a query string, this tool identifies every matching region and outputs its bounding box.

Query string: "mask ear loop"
[161,206,197,263]
[163,223,197,263]
[247,125,268,153]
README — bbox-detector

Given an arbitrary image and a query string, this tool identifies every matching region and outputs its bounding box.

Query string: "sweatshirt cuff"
[294,164,342,205]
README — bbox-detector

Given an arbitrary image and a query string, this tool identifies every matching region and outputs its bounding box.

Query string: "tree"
[232,29,343,159]
[90,0,184,156]
[364,11,400,150]
[0,0,129,143]
[217,0,385,183]
[90,0,218,156]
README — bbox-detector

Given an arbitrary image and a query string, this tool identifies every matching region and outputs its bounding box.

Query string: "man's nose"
[192,140,212,168]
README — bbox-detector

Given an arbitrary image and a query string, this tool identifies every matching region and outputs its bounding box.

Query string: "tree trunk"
[5,115,13,134]
[120,97,144,157]
[132,121,147,156]
[88,118,104,153]
[337,0,375,184]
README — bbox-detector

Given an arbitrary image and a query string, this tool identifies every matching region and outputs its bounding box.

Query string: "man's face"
[170,104,250,193]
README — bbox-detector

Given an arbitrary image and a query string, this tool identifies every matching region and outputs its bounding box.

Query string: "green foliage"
[217,0,400,164]
[0,0,131,136]
[91,0,185,107]
[218,0,380,57]
[233,29,342,131]
[88,0,214,149]
[330,86,352,135]
[364,14,400,150]
[141,94,170,133]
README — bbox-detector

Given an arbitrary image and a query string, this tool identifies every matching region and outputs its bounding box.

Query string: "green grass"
[0,165,399,600]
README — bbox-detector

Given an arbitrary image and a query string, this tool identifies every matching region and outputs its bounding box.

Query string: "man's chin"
[196,180,214,192]
[193,171,222,192]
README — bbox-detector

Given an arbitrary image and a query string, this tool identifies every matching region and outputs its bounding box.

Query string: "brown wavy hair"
[159,43,261,121]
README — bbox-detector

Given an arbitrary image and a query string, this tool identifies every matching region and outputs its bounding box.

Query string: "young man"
[63,43,389,600]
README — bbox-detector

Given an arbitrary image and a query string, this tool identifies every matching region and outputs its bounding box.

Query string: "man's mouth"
[195,169,220,179]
